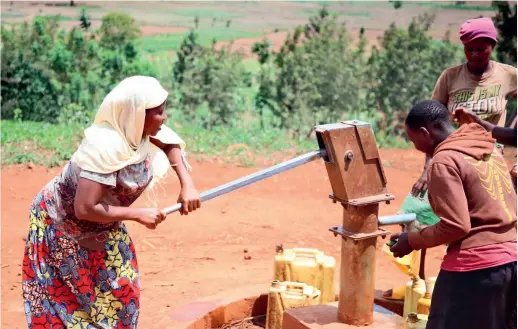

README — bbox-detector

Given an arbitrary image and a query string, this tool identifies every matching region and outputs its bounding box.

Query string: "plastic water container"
[266,280,321,329]
[417,277,436,315]
[403,277,426,319]
[382,243,421,278]
[273,246,336,304]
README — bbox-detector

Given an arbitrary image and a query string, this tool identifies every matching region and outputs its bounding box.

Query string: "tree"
[389,0,403,10]
[492,1,517,127]
[254,8,369,136]
[366,14,462,135]
[492,1,517,65]
[1,14,155,123]
[172,24,249,129]
[79,8,91,31]
[98,13,141,51]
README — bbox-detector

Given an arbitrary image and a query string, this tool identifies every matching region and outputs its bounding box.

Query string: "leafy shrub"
[1,13,155,123]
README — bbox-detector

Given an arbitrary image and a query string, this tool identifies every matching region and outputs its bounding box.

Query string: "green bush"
[253,9,462,138]
[365,14,463,136]
[1,13,156,123]
[3,5,514,168]
[172,28,252,129]
[98,12,141,51]
[254,8,371,137]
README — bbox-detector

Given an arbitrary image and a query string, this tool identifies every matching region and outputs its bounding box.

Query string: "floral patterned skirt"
[22,197,140,329]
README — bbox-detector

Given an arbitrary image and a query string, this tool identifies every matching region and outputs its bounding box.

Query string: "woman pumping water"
[21,76,201,328]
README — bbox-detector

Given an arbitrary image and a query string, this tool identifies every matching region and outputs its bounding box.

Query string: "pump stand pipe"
[378,213,416,226]
[162,149,327,215]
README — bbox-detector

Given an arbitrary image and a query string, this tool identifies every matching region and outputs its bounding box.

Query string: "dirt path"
[2,147,516,328]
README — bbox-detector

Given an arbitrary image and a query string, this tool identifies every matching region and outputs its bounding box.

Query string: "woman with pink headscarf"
[411,17,517,199]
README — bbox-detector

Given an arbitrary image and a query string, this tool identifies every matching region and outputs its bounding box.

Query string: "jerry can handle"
[292,248,320,259]
[283,281,308,295]
[284,281,308,288]
[310,290,321,299]
[285,282,321,299]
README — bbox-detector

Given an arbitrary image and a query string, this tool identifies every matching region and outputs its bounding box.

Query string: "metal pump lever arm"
[161,149,327,215]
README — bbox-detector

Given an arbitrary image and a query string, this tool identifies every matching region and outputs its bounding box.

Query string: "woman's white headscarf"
[71,75,190,190]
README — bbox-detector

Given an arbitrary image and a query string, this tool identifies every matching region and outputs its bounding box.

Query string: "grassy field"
[1,115,412,167]
[416,1,494,11]
[0,116,327,168]
[1,1,498,58]
[1,1,498,39]
[139,28,265,53]
[172,8,245,19]
[298,8,372,17]
[1,121,85,167]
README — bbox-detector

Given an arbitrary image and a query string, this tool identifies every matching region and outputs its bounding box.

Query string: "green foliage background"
[1,2,516,167]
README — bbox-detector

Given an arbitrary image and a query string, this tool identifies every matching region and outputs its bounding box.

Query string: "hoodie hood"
[434,123,496,160]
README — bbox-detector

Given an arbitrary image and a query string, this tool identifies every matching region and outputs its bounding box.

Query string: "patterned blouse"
[37,156,153,241]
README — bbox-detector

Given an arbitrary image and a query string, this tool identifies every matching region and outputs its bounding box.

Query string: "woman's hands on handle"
[149,139,202,216]
[177,186,201,215]
[134,208,166,229]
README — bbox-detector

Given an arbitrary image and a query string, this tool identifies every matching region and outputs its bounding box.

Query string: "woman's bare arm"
[74,178,164,229]
[454,108,517,147]
[150,138,195,188]
[74,178,138,223]
[150,137,201,214]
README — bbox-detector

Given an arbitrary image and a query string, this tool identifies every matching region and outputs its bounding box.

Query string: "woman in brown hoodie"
[456,107,517,189]
[391,100,517,329]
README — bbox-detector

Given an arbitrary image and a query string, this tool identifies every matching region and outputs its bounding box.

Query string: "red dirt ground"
[4,147,516,328]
